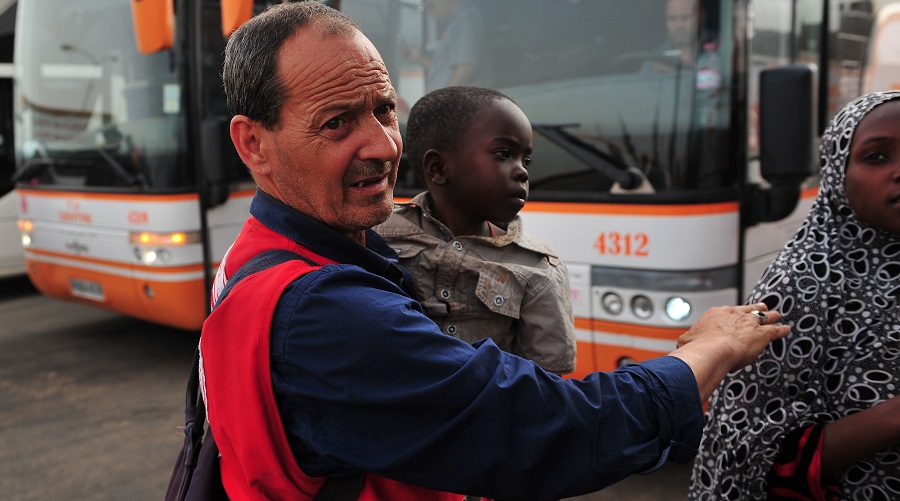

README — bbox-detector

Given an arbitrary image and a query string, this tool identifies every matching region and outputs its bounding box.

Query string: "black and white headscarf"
[689,91,900,500]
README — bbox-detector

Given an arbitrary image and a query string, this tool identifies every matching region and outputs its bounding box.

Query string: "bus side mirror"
[222,0,254,37]
[201,118,242,207]
[759,64,816,183]
[130,0,175,55]
[748,65,817,224]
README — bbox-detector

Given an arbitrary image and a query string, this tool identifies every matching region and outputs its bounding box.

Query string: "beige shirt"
[375,193,576,374]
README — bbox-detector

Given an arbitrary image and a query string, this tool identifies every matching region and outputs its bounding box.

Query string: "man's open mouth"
[351,175,386,188]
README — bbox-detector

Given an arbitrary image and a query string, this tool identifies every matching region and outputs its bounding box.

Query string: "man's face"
[425,0,458,23]
[261,28,402,237]
[666,0,697,50]
[845,98,900,235]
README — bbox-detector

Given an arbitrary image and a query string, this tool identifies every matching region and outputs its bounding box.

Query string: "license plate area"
[69,278,105,301]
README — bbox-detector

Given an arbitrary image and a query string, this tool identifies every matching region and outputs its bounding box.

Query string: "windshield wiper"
[13,143,148,189]
[12,157,91,184]
[532,123,645,190]
[93,144,148,189]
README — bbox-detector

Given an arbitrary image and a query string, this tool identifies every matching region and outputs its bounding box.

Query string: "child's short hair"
[405,86,515,185]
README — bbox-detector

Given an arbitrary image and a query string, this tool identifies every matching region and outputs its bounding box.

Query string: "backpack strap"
[187,249,311,411]
[191,248,365,500]
[213,249,319,310]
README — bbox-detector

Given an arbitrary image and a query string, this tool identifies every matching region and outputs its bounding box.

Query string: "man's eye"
[325,118,344,130]
[375,104,394,115]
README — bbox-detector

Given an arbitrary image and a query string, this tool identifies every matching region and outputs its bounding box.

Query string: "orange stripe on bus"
[17,189,200,203]
[16,189,256,203]
[26,261,208,331]
[521,200,739,216]
[26,248,217,274]
[580,317,687,340]
[396,198,739,216]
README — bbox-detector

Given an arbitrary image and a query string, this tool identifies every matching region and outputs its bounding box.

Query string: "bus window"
[358,0,733,196]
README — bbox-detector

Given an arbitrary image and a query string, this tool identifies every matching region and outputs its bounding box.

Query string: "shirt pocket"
[475,268,525,319]
[390,241,425,260]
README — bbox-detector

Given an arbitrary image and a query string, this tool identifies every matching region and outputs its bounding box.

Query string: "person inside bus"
[641,0,715,73]
[398,0,481,92]
[689,90,900,500]
[203,3,791,499]
[374,86,576,376]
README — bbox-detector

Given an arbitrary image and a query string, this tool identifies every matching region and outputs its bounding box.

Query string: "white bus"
[0,1,20,279]
[12,0,898,376]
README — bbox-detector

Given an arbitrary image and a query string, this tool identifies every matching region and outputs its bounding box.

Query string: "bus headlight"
[601,292,623,315]
[18,219,33,248]
[135,247,172,265]
[631,295,654,319]
[665,297,692,321]
[130,230,199,265]
[130,231,199,246]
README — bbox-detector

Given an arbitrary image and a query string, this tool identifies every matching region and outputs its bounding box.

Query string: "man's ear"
[423,149,447,186]
[230,115,271,176]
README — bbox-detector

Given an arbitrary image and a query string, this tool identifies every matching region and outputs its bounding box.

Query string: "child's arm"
[514,261,577,375]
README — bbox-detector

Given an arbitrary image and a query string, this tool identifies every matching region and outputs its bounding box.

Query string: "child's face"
[846,98,900,235]
[442,99,532,225]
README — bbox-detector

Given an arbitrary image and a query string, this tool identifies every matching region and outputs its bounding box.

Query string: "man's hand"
[669,303,790,401]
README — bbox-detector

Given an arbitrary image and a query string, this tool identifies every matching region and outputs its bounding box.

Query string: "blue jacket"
[217,189,704,500]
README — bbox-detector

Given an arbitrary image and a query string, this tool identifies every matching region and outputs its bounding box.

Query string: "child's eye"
[494,149,512,159]
[523,156,532,168]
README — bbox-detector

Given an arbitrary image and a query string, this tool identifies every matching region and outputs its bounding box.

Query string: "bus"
[0,1,20,279]
[11,0,895,374]
[355,0,899,377]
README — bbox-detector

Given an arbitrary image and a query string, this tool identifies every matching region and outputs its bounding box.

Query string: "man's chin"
[349,198,394,230]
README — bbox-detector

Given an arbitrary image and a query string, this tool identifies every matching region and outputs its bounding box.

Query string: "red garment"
[767,424,840,501]
[200,218,462,500]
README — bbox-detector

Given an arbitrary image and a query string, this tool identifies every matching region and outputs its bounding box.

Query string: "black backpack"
[164,249,365,501]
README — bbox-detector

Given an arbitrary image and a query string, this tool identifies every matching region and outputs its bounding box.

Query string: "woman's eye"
[863,151,887,163]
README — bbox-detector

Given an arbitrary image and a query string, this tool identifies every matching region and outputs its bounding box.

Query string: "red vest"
[200,219,462,500]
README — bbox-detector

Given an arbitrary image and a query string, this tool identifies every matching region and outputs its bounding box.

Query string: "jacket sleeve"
[270,264,703,500]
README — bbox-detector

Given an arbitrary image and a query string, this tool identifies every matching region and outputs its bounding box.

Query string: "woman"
[690,91,900,500]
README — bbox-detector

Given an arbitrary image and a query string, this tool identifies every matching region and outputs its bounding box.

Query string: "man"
[641,0,713,73]
[399,0,481,92]
[201,3,790,500]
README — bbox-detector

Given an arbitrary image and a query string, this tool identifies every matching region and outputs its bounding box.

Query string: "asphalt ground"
[0,274,690,500]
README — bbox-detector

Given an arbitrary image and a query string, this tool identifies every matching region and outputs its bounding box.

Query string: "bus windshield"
[13,0,192,192]
[347,0,734,197]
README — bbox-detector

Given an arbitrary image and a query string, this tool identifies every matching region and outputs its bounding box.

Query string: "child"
[375,86,576,375]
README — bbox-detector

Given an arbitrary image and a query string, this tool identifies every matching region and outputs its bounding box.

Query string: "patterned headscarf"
[690,91,900,500]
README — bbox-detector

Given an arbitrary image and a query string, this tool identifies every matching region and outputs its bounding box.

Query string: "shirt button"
[446,325,457,335]
[493,295,505,307]
[452,241,463,251]
[440,289,451,300]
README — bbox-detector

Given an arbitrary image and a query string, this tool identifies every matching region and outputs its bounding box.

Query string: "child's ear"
[423,149,448,186]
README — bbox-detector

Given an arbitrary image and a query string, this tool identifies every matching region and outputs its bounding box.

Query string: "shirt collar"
[249,189,403,283]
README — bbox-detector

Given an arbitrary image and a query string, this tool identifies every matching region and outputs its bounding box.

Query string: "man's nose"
[358,119,400,162]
